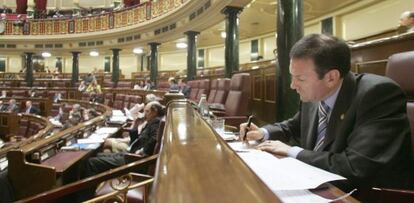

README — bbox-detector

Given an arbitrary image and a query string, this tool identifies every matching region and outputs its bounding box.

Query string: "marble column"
[222,6,242,78]
[276,0,303,121]
[24,52,34,87]
[185,31,199,81]
[111,48,122,83]
[148,42,160,85]
[71,51,81,85]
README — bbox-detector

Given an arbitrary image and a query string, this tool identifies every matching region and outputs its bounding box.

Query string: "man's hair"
[145,94,158,103]
[147,101,165,117]
[290,34,351,79]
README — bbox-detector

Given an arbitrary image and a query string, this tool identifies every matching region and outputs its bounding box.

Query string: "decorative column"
[276,0,303,121]
[185,31,199,81]
[140,54,145,72]
[71,51,81,85]
[222,6,243,78]
[111,48,122,83]
[148,42,160,85]
[24,52,34,87]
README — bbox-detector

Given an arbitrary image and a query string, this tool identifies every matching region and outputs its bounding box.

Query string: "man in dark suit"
[6,99,19,113]
[24,100,40,115]
[240,34,414,192]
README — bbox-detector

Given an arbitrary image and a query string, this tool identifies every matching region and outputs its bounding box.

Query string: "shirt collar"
[322,81,343,110]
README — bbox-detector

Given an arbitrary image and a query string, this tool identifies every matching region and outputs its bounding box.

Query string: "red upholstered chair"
[12,90,26,98]
[113,94,126,110]
[104,93,114,107]
[207,79,218,103]
[196,79,210,102]
[103,81,115,88]
[213,78,231,104]
[213,73,251,127]
[188,80,200,102]
[363,51,414,203]
[116,81,132,88]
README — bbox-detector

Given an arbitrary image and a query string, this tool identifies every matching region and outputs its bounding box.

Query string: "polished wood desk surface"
[151,100,281,203]
[151,100,359,203]
[41,150,90,174]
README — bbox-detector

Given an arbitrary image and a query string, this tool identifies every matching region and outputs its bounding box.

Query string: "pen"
[243,115,253,141]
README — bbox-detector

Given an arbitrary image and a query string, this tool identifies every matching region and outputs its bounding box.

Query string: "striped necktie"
[314,101,330,151]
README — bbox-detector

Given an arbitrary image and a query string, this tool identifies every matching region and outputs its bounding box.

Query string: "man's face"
[289,58,332,102]
[144,104,156,121]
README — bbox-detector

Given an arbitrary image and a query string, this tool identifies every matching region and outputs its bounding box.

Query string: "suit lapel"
[302,102,318,149]
[320,72,356,150]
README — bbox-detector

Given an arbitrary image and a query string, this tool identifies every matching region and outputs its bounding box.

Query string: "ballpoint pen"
[243,115,253,142]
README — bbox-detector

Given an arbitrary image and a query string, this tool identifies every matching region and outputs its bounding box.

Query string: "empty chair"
[196,79,210,102]
[213,78,231,104]
[12,90,26,98]
[213,73,251,127]
[113,94,126,110]
[104,93,114,107]
[207,79,218,103]
[188,80,199,102]
[116,81,132,89]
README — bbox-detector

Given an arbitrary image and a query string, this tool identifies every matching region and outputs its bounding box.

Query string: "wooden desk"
[42,150,90,174]
[150,100,359,203]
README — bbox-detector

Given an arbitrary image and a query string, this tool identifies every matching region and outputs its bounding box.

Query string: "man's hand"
[239,122,263,141]
[256,140,291,156]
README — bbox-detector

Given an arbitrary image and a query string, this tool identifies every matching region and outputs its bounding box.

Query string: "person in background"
[0,90,7,98]
[86,79,102,94]
[133,80,145,90]
[143,79,153,90]
[78,81,87,92]
[179,78,191,98]
[28,88,37,97]
[0,101,7,112]
[53,92,62,103]
[24,100,40,115]
[168,77,180,92]
[6,99,19,113]
[240,34,414,194]
[105,94,159,153]
[399,11,414,32]
[83,72,95,85]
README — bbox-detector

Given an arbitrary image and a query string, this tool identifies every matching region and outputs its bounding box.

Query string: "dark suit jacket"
[263,72,414,190]
[26,106,40,115]
[7,104,19,113]
[129,117,160,155]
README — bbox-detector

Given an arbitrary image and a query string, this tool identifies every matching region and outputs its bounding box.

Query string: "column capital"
[184,31,200,36]
[221,6,243,15]
[71,51,81,55]
[148,42,161,47]
[24,52,34,55]
[111,48,122,52]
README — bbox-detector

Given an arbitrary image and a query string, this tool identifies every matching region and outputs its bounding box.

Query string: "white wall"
[262,35,276,60]
[340,0,414,40]
[159,51,186,71]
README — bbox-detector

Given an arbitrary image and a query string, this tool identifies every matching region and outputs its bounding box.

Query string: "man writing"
[240,34,413,193]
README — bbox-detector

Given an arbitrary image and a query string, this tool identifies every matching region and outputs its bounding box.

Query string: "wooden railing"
[7,99,112,200]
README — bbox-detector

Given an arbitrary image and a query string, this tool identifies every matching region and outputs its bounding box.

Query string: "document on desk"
[231,142,346,190]
[95,127,119,134]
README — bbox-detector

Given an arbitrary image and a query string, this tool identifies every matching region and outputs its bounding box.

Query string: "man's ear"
[324,69,341,87]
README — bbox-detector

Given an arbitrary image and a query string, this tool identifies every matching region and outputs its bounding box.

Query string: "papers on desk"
[0,139,4,148]
[109,110,128,124]
[0,157,7,170]
[95,127,119,134]
[273,190,332,203]
[112,110,124,116]
[49,118,63,127]
[217,131,238,141]
[236,149,346,190]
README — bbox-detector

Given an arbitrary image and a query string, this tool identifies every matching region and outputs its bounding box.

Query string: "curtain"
[16,0,28,14]
[35,0,47,11]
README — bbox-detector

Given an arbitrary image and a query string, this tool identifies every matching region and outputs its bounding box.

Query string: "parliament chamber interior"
[0,0,414,202]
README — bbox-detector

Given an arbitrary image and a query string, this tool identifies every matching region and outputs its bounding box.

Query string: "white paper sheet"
[233,145,346,190]
[273,190,331,203]
[77,138,104,144]
[94,127,119,134]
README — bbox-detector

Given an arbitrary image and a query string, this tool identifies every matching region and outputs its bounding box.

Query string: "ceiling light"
[220,31,226,38]
[133,48,143,54]
[89,50,99,57]
[41,52,51,57]
[176,42,187,49]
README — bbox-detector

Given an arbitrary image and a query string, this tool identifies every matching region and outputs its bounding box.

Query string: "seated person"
[28,88,37,97]
[78,101,164,200]
[168,77,180,92]
[106,94,160,152]
[6,99,19,113]
[85,79,102,94]
[62,104,82,129]
[179,78,191,98]
[399,11,414,32]
[133,80,145,90]
[83,108,99,121]
[0,101,7,112]
[53,92,62,103]
[78,81,87,92]
[240,34,414,193]
[24,100,40,115]
[0,90,7,98]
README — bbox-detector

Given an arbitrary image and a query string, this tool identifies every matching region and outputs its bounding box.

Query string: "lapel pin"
[340,114,345,120]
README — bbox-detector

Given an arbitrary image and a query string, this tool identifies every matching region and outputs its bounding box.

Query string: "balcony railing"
[2,0,188,35]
